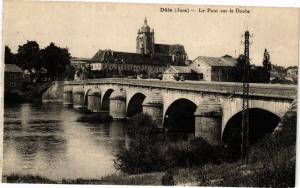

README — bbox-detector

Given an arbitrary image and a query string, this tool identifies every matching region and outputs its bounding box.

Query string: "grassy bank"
[3,174,56,184]
[2,159,295,186]
[3,173,164,185]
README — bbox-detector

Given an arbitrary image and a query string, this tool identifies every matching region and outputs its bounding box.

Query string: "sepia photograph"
[1,0,299,186]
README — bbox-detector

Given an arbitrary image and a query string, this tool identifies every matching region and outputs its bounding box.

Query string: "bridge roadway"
[65,78,297,100]
[62,78,297,146]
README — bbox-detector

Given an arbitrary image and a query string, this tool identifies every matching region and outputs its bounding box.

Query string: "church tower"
[136,18,155,55]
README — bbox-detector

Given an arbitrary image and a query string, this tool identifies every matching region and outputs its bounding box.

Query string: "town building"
[76,18,238,82]
[286,66,298,77]
[4,64,24,93]
[70,57,91,69]
[90,18,188,79]
[190,56,237,82]
[163,65,202,81]
[285,66,298,84]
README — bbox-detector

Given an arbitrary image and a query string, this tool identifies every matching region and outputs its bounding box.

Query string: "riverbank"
[5,82,52,103]
[2,161,290,186]
[3,172,164,185]
[3,156,295,186]
[3,99,296,186]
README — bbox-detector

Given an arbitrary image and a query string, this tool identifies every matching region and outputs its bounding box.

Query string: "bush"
[245,99,296,187]
[114,113,167,174]
[250,161,295,187]
[126,113,159,138]
[114,113,227,174]
[160,137,224,168]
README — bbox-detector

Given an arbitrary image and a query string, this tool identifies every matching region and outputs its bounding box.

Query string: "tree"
[235,54,245,82]
[40,42,71,80]
[262,49,271,82]
[64,64,76,80]
[4,46,16,64]
[16,41,40,71]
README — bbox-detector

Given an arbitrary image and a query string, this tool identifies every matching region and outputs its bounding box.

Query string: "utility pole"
[241,31,250,164]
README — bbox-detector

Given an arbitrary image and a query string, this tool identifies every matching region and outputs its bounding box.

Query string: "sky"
[3,1,299,67]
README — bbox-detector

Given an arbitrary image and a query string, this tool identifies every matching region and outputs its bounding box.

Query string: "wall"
[5,72,23,92]
[211,67,236,82]
[91,62,168,78]
[42,81,64,102]
[192,62,211,81]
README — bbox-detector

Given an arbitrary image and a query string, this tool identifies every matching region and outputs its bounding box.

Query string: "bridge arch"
[101,89,114,111]
[221,98,291,133]
[84,89,92,106]
[127,92,146,117]
[222,108,281,159]
[163,98,197,132]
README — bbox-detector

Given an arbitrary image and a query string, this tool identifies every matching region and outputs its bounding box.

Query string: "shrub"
[114,113,227,174]
[245,99,296,187]
[250,161,295,187]
[126,113,159,138]
[114,134,168,174]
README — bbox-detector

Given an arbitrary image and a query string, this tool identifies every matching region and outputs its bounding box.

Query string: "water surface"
[3,103,129,180]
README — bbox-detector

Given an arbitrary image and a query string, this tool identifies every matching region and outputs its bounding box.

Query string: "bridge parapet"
[64,78,297,100]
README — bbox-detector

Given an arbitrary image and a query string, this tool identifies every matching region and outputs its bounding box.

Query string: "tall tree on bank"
[16,41,40,71]
[235,54,245,82]
[6,41,71,81]
[40,42,71,80]
[262,49,271,82]
[4,46,16,64]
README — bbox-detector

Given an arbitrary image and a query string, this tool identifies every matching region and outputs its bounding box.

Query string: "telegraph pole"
[241,31,250,164]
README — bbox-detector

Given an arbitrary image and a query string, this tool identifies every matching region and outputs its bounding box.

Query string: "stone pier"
[194,98,222,145]
[109,88,127,119]
[63,86,73,106]
[87,91,102,112]
[73,86,85,110]
[143,92,163,128]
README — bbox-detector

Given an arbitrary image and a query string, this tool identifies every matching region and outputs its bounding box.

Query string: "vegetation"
[4,174,55,184]
[5,41,71,82]
[235,51,271,83]
[114,113,227,174]
[114,99,296,187]
[4,173,164,185]
[4,102,296,186]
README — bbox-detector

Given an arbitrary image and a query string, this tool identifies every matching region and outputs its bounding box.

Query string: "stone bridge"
[63,78,297,146]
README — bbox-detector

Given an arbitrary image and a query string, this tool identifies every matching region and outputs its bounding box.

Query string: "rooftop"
[5,64,23,73]
[165,65,197,74]
[154,44,186,55]
[193,56,237,67]
[91,49,173,66]
[71,57,91,63]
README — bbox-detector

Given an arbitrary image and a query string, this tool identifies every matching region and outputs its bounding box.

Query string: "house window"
[9,74,16,79]
[9,82,16,87]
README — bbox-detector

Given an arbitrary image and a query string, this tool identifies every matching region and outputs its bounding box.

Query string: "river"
[3,102,131,181]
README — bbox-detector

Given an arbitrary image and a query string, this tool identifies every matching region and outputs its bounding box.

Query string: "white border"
[0,1,299,188]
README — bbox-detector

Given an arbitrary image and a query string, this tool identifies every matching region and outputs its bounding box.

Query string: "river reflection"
[3,103,128,180]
